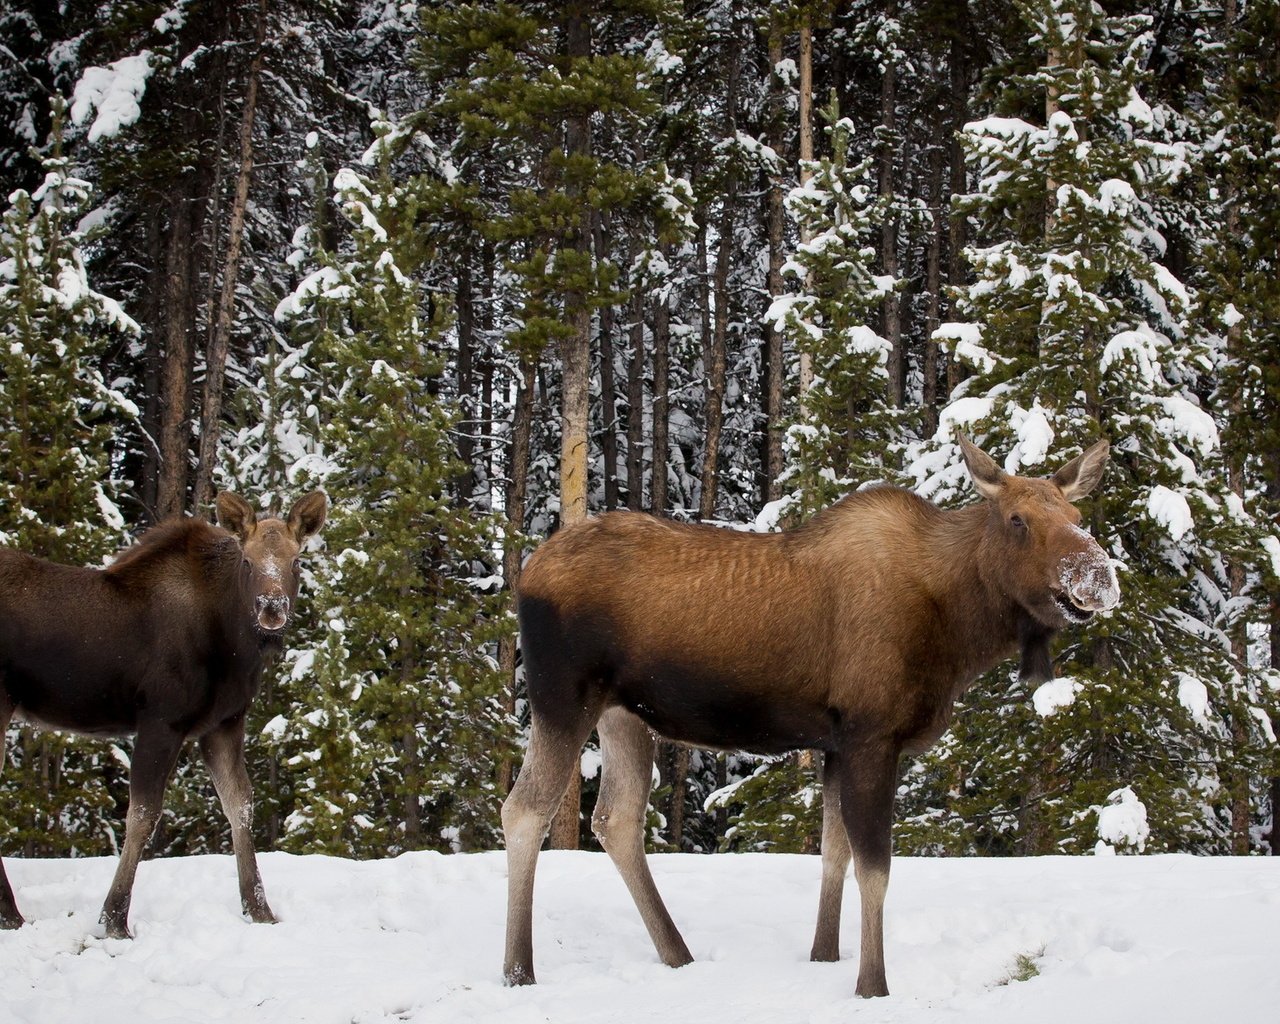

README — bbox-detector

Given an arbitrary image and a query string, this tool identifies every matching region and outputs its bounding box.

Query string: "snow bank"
[0,852,1276,1023]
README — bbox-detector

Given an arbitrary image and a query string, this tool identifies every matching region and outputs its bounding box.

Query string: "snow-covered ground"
[0,850,1275,1023]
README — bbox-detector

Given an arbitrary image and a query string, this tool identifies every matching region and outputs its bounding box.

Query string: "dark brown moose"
[502,435,1118,997]
[0,491,326,938]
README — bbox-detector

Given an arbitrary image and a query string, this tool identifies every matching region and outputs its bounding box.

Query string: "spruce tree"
[271,153,511,856]
[898,0,1274,855]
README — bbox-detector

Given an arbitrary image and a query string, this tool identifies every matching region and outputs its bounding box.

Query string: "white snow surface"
[1,851,1277,1022]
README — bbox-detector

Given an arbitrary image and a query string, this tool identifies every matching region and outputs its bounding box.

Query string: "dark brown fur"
[0,491,325,937]
[501,437,1115,996]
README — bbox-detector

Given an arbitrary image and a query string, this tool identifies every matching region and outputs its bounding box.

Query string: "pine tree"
[270,152,512,856]
[898,0,1274,855]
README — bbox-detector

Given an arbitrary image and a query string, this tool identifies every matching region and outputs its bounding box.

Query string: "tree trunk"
[879,22,903,407]
[549,9,593,851]
[155,193,199,520]
[946,30,969,398]
[595,213,620,510]
[497,356,535,797]
[626,265,645,512]
[454,255,477,497]
[797,14,814,397]
[763,17,786,503]
[651,269,671,516]
[923,144,944,434]
[193,0,267,512]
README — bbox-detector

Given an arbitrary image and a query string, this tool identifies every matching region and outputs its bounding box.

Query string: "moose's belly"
[611,659,838,755]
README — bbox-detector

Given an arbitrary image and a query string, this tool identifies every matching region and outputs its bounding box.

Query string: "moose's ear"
[286,491,328,544]
[1052,438,1110,502]
[215,492,257,541]
[957,433,1006,501]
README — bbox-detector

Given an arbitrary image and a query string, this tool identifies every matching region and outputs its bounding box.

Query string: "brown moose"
[0,491,326,937]
[502,435,1118,997]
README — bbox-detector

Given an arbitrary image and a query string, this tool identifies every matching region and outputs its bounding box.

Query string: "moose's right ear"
[957,433,1006,501]
[215,492,257,541]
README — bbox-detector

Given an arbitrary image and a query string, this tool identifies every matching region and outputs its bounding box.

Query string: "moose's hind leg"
[810,749,851,962]
[593,707,693,968]
[502,704,602,986]
[100,721,184,939]
[0,697,23,929]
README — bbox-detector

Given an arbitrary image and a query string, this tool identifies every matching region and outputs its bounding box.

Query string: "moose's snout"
[1059,545,1120,614]
[255,594,290,631]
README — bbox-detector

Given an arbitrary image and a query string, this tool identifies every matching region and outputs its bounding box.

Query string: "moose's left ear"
[216,492,257,541]
[286,491,328,543]
[957,433,1006,501]
[1052,438,1110,501]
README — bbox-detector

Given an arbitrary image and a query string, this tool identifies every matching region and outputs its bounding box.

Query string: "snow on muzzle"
[1058,531,1120,614]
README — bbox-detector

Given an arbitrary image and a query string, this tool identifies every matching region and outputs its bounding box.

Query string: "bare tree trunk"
[923,144,944,435]
[193,0,267,511]
[497,357,535,797]
[549,10,592,851]
[879,20,903,407]
[455,255,477,496]
[155,194,199,520]
[946,31,969,398]
[595,213,620,510]
[651,274,671,516]
[625,267,645,512]
[797,14,814,397]
[763,17,786,503]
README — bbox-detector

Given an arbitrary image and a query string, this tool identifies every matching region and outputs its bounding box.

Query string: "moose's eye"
[1009,513,1027,532]
[292,559,301,572]
[241,557,252,572]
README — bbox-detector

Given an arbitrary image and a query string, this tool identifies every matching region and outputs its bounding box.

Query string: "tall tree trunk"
[595,213,620,510]
[549,9,593,851]
[923,144,944,434]
[946,30,969,398]
[763,17,786,503]
[698,7,741,523]
[497,356,535,797]
[879,19,903,407]
[797,13,815,397]
[651,269,671,516]
[626,255,645,511]
[193,0,267,511]
[155,192,199,520]
[456,256,476,486]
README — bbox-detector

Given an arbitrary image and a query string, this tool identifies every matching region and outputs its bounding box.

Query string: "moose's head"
[216,491,328,634]
[958,434,1119,636]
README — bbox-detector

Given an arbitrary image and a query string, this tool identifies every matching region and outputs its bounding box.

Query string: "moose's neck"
[924,501,1044,689]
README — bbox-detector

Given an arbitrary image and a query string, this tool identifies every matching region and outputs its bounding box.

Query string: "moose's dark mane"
[104,517,237,581]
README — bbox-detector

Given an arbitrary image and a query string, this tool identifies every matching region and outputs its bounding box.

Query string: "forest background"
[0,0,1278,865]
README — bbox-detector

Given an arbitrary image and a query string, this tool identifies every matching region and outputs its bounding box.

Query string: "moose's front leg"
[810,749,851,962]
[199,715,276,924]
[839,735,901,998]
[101,722,185,939]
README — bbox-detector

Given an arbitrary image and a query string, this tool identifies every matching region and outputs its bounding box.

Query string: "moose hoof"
[855,980,889,999]
[810,943,840,963]
[101,918,132,941]
[0,912,24,930]
[246,904,278,925]
[504,965,537,987]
